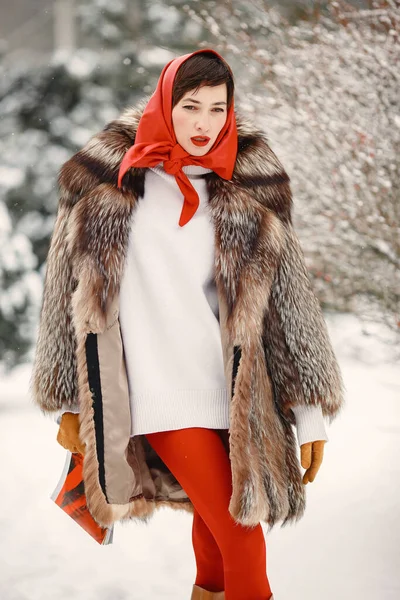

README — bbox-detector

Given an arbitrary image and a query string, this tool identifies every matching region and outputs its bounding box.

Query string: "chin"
[180,140,212,156]
[192,149,208,156]
[189,146,209,157]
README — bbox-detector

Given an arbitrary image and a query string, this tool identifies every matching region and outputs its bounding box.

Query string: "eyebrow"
[182,97,227,106]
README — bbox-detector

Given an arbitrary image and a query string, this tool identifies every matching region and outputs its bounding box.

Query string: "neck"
[155,162,213,176]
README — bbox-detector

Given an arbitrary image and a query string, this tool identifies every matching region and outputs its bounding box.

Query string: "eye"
[182,105,225,113]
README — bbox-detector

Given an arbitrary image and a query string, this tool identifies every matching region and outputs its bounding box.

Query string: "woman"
[30,48,345,600]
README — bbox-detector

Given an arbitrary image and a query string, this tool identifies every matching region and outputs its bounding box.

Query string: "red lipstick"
[190,136,210,147]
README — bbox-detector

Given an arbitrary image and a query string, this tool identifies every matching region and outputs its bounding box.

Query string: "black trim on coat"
[85,332,108,501]
[232,345,242,399]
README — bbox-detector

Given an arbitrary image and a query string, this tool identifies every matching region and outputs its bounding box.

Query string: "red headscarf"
[117,48,238,227]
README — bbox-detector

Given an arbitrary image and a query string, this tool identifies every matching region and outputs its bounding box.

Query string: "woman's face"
[171,83,228,156]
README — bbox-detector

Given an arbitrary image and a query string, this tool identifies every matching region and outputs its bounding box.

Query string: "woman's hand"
[300,440,326,484]
[56,412,85,455]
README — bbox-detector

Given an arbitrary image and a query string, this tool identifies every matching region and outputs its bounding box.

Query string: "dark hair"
[172,51,235,110]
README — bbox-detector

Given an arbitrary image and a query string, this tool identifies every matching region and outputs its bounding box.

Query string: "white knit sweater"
[57,162,328,447]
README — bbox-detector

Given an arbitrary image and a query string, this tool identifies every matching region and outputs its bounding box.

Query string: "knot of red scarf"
[117,48,238,227]
[164,160,181,176]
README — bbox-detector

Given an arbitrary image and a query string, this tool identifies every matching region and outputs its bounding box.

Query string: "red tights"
[145,427,272,600]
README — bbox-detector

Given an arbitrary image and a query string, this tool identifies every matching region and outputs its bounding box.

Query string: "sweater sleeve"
[53,401,81,425]
[292,403,329,446]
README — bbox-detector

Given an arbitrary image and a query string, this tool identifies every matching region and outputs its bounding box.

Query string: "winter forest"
[0,0,399,370]
[0,1,399,599]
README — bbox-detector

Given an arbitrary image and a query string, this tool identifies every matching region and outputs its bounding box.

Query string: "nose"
[195,115,210,134]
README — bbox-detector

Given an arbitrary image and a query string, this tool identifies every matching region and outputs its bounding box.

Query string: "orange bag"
[51,450,114,545]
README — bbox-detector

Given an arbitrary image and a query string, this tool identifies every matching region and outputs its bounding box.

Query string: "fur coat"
[30,97,345,532]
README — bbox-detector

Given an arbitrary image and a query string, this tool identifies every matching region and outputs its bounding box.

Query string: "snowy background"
[0,1,399,598]
[1,312,399,600]
[0,0,398,373]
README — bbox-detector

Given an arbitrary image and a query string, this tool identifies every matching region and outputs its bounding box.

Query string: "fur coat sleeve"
[262,202,345,427]
[29,116,134,415]
[29,192,80,415]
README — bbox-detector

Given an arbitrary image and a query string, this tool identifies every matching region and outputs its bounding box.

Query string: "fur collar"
[58,95,293,224]
[60,96,294,339]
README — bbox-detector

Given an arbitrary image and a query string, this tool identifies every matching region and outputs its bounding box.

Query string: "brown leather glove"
[56,412,85,455]
[300,440,326,484]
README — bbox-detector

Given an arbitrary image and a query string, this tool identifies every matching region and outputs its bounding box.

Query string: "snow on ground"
[0,313,399,600]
